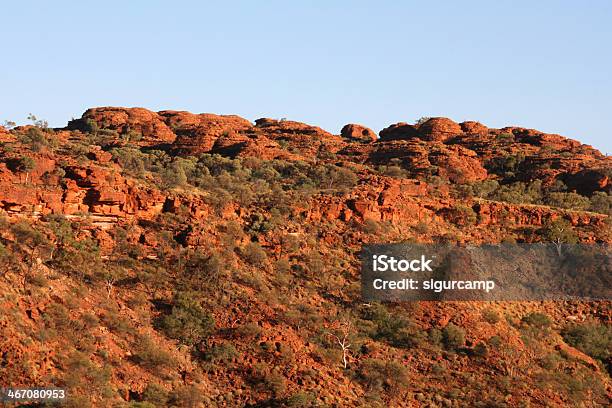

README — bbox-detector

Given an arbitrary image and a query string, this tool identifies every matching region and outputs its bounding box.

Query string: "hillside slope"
[0,109,610,407]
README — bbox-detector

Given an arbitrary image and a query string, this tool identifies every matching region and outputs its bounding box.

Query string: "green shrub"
[18,127,54,151]
[285,391,316,407]
[521,312,552,329]
[449,204,477,225]
[142,383,169,406]
[589,191,612,215]
[482,308,501,324]
[10,156,37,173]
[158,292,215,345]
[134,336,175,370]
[169,385,204,407]
[241,242,267,265]
[362,304,426,349]
[111,147,146,176]
[562,322,611,363]
[250,364,286,397]
[442,324,465,350]
[201,343,238,364]
[358,358,409,397]
[545,192,590,210]
[472,342,488,357]
[235,322,262,339]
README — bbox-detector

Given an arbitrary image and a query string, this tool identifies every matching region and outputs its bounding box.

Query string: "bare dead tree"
[325,320,353,369]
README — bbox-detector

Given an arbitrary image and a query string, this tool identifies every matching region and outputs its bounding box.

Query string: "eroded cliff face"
[0,108,610,407]
[3,108,609,238]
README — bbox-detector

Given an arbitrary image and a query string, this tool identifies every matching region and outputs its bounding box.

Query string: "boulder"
[379,122,419,141]
[417,117,463,142]
[341,124,377,142]
[460,121,489,135]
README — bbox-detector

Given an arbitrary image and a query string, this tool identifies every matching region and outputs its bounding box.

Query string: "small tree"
[541,218,578,256]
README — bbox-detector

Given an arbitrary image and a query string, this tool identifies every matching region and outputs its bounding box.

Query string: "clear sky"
[1,1,611,153]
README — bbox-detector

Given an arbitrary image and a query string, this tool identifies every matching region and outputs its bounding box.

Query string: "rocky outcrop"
[341,124,377,142]
[460,121,489,135]
[161,111,253,155]
[211,132,298,161]
[367,139,487,183]
[379,122,419,141]
[254,118,332,138]
[417,117,463,142]
[254,118,345,158]
[67,107,176,145]
[428,144,488,183]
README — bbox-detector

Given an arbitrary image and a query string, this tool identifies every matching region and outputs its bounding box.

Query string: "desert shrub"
[61,351,112,397]
[280,233,301,254]
[0,242,15,275]
[100,308,131,334]
[159,161,188,190]
[448,204,477,225]
[283,304,323,331]
[562,322,611,364]
[11,222,48,249]
[362,304,426,349]
[183,250,223,284]
[274,258,291,275]
[142,383,169,407]
[544,192,590,210]
[318,164,358,190]
[540,353,562,370]
[412,221,429,234]
[428,328,443,347]
[381,165,408,178]
[488,335,502,349]
[52,238,104,281]
[18,127,55,151]
[442,324,465,350]
[43,303,72,330]
[521,312,552,329]
[482,308,501,324]
[489,180,542,204]
[201,343,238,364]
[111,147,146,176]
[471,179,500,198]
[247,212,274,235]
[304,251,325,276]
[358,358,409,397]
[134,336,175,370]
[158,292,215,345]
[486,153,524,176]
[240,242,268,265]
[589,191,612,215]
[9,156,37,173]
[250,364,286,397]
[285,392,316,407]
[169,385,205,407]
[235,322,262,339]
[472,342,488,358]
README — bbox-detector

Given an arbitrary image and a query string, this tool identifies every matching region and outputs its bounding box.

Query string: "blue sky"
[1,1,611,153]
